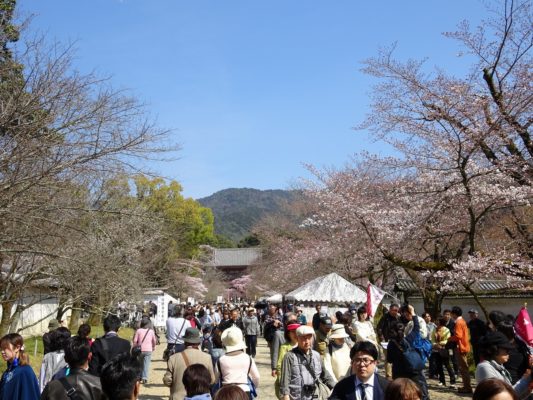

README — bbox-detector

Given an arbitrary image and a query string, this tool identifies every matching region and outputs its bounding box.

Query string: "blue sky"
[19,1,486,199]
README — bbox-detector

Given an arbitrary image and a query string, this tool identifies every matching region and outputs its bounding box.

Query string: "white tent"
[285,273,366,303]
[266,293,283,303]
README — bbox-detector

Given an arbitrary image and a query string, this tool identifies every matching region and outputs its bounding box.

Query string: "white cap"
[296,325,315,337]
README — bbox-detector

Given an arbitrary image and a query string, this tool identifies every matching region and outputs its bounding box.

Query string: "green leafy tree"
[135,175,217,258]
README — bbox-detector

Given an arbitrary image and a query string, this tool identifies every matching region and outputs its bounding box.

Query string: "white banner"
[366,283,386,317]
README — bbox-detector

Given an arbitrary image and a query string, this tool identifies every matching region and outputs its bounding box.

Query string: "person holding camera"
[280,325,336,400]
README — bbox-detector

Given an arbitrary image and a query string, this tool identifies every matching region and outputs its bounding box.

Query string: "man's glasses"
[352,358,375,366]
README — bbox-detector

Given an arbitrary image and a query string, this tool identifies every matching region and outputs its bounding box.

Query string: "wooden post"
[34,339,38,357]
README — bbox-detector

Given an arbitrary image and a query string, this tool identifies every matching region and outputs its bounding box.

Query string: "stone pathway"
[138,338,471,399]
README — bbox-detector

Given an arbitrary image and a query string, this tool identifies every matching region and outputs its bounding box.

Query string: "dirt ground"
[138,338,473,400]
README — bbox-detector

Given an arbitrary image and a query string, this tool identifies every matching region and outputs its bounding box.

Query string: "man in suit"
[89,315,131,376]
[329,341,389,400]
[163,328,216,400]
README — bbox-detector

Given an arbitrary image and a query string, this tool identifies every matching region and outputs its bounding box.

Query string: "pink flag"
[366,283,385,317]
[514,306,533,347]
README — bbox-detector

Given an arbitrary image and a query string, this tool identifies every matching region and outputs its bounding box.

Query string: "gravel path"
[138,338,471,400]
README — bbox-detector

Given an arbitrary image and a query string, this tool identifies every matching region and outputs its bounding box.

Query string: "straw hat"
[221,327,246,352]
[329,324,349,339]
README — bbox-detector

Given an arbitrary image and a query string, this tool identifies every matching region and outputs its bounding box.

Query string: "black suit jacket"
[329,373,389,400]
[89,334,131,376]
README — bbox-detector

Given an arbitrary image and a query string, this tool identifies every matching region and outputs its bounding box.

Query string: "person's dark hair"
[212,329,223,349]
[198,309,205,318]
[488,310,508,329]
[384,377,422,400]
[443,309,451,314]
[173,306,183,318]
[399,304,410,314]
[213,384,249,400]
[51,327,72,352]
[473,378,518,400]
[140,318,151,329]
[479,343,499,360]
[389,303,399,310]
[338,313,351,325]
[496,320,515,340]
[64,336,91,368]
[77,323,91,339]
[182,364,211,396]
[335,310,343,321]
[283,312,296,325]
[421,312,431,319]
[451,306,462,316]
[357,306,367,319]
[438,317,447,327]
[100,353,141,400]
[103,315,121,333]
[350,341,379,361]
[390,320,405,338]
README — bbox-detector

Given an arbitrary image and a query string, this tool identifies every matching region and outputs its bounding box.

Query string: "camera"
[303,384,315,394]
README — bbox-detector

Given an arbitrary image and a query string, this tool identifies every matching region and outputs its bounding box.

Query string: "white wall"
[408,296,533,321]
[0,288,70,337]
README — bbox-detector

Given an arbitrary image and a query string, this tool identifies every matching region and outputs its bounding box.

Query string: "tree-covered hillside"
[198,188,295,242]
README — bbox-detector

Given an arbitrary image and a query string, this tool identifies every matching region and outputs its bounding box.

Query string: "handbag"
[132,328,150,358]
[315,380,331,400]
[392,339,424,374]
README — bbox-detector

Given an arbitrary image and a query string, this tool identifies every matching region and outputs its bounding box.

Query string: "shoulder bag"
[132,329,151,358]
[247,356,258,398]
[59,377,83,400]
[393,339,424,374]
[297,350,331,400]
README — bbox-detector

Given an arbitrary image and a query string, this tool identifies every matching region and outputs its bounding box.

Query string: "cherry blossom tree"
[260,0,533,312]
[230,275,253,299]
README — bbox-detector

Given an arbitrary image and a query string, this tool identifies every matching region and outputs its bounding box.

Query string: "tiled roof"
[212,248,261,267]
[395,278,509,293]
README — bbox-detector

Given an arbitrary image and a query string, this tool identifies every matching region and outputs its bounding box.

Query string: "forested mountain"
[198,188,295,242]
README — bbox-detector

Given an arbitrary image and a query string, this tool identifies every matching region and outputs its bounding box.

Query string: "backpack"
[263,322,277,343]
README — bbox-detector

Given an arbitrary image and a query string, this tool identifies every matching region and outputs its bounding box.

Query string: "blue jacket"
[0,362,40,400]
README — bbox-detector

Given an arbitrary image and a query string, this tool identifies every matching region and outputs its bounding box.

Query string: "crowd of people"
[0,300,532,400]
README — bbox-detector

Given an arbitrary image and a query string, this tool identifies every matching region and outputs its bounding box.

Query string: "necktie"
[358,383,368,400]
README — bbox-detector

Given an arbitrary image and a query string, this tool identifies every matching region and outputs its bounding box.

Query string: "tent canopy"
[285,273,366,303]
[266,293,283,303]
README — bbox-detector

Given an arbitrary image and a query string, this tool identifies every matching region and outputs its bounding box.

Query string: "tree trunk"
[463,285,489,321]
[422,289,443,320]
[87,311,101,327]
[56,304,70,322]
[0,301,14,336]
[68,301,83,332]
[9,306,22,333]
